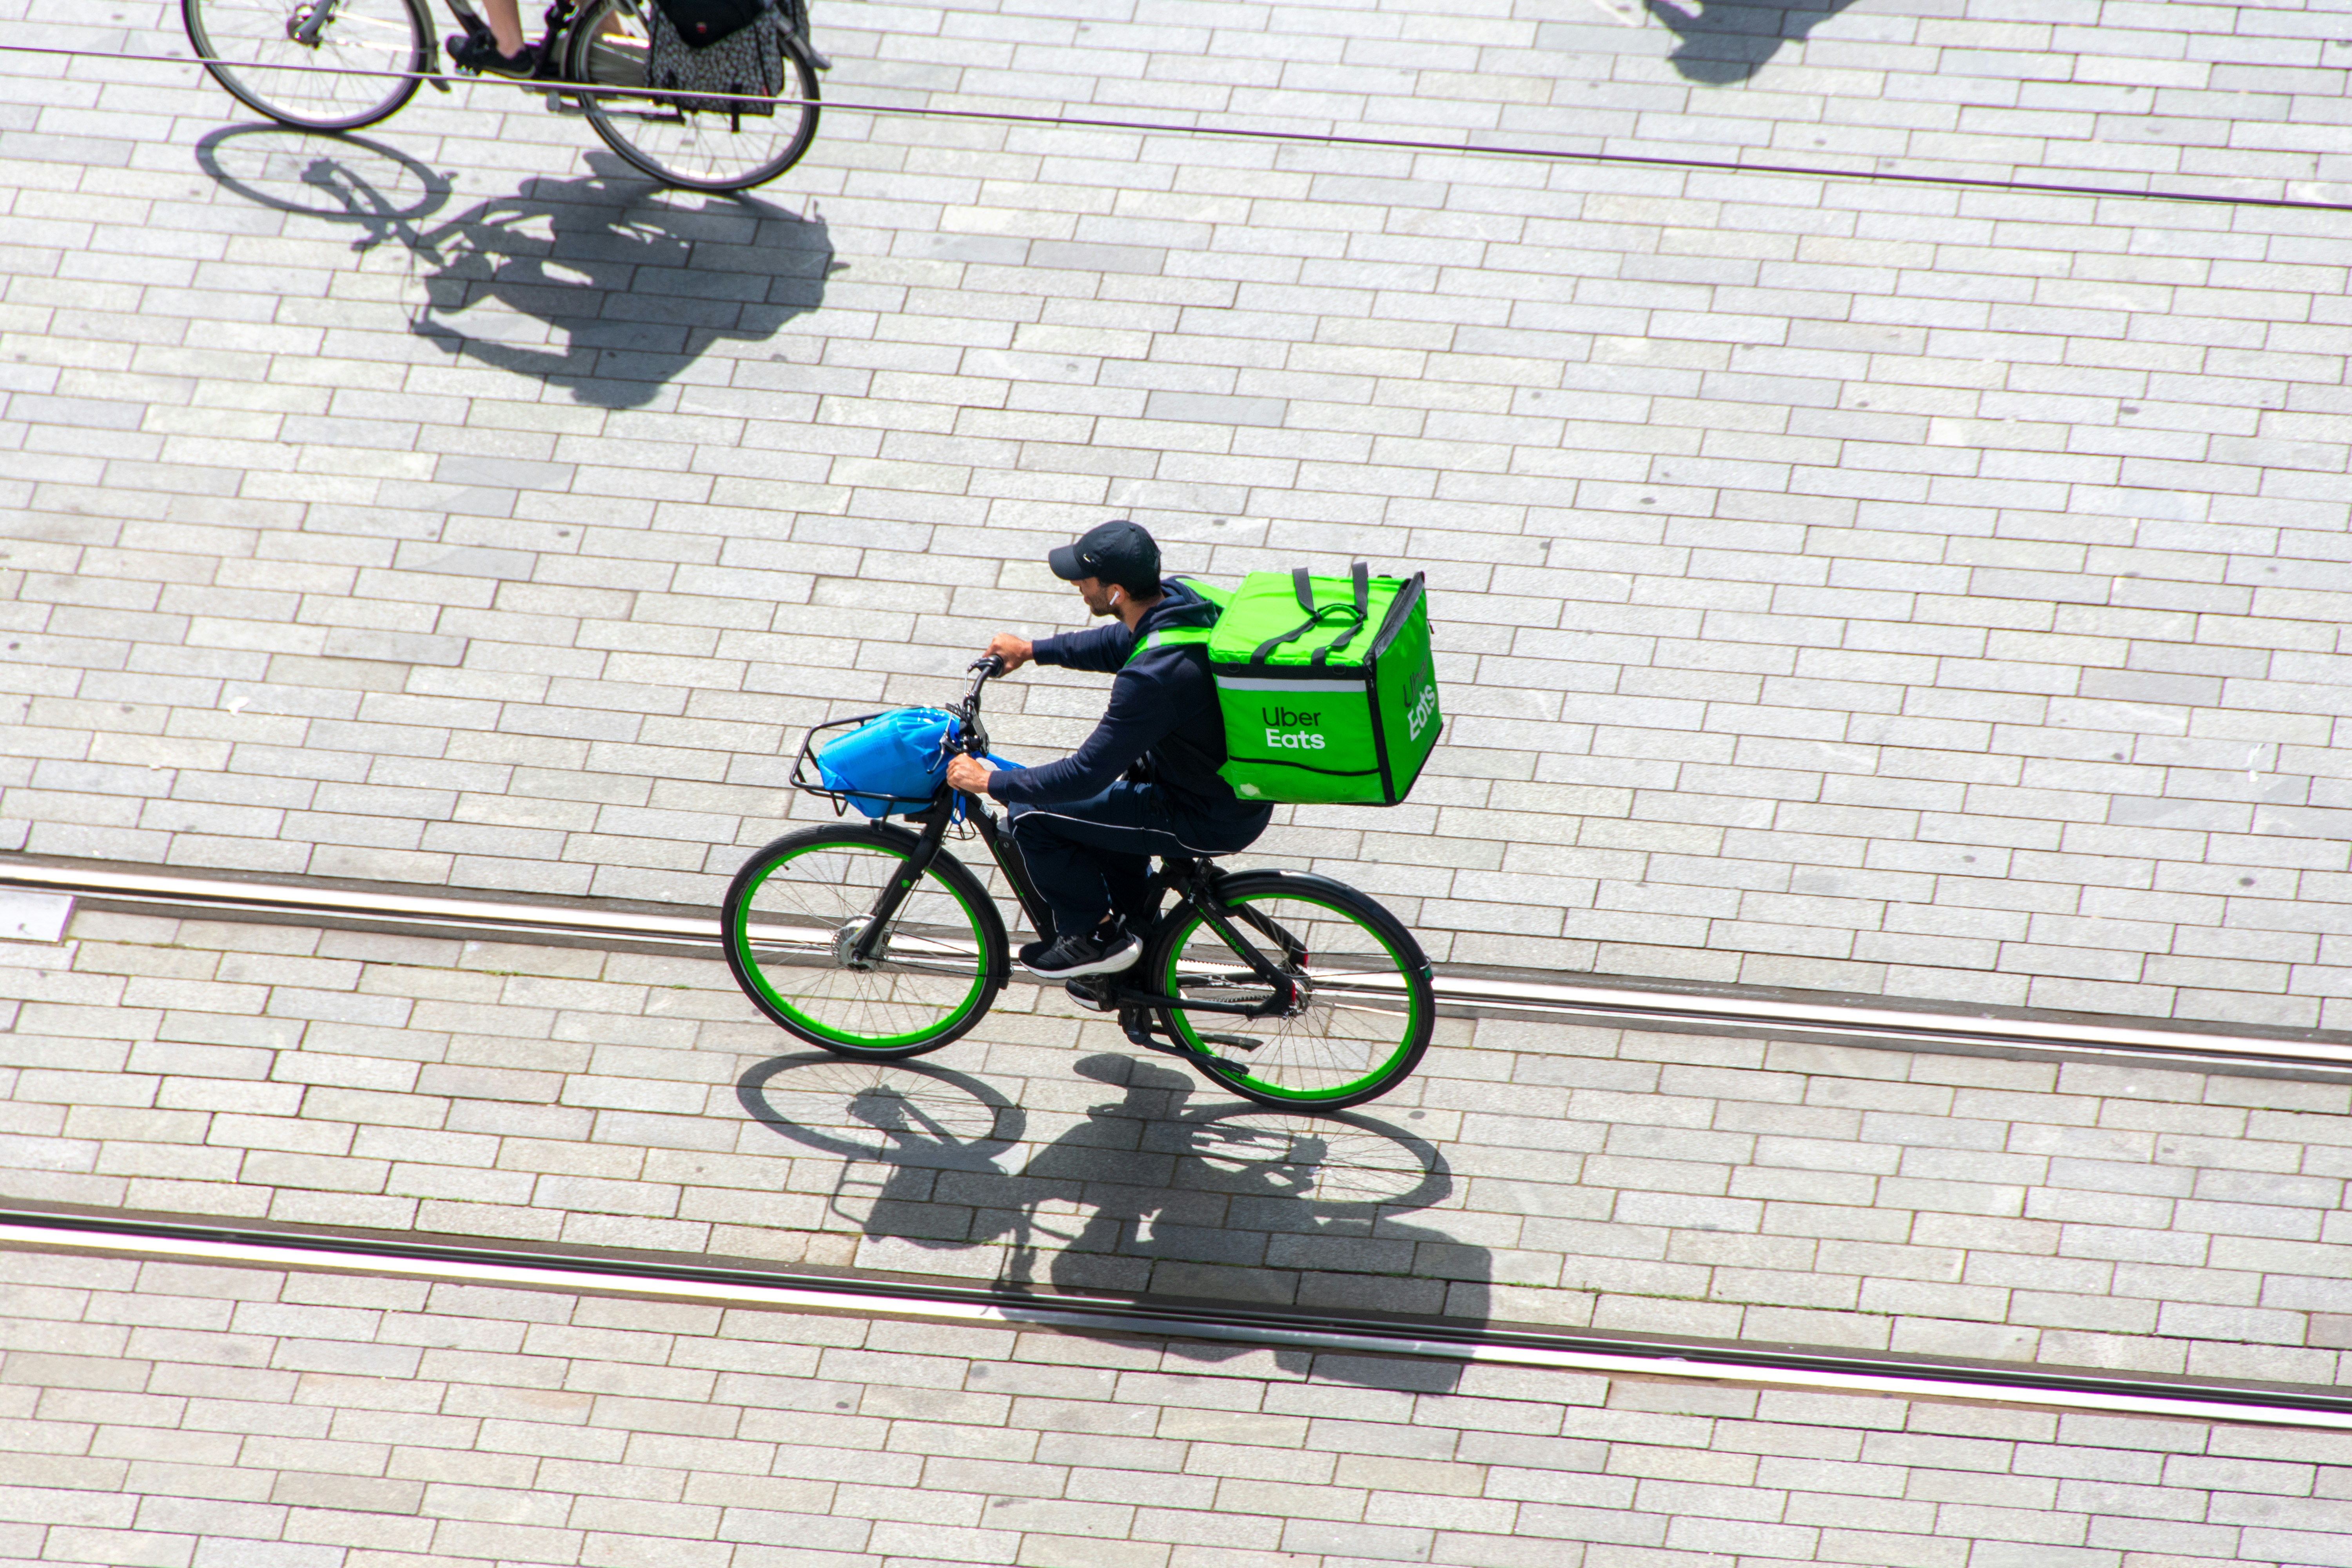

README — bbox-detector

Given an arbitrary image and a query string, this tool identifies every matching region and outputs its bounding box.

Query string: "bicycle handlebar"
[956,655,1006,756]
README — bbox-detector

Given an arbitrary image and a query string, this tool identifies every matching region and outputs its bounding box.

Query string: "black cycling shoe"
[1020,925,1140,980]
[447,32,537,76]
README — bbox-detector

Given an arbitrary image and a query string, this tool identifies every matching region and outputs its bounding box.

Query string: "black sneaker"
[1020,926,1140,980]
[448,32,537,76]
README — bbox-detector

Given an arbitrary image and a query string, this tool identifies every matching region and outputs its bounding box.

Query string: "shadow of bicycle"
[1644,0,1866,83]
[740,1051,1493,1390]
[194,125,835,409]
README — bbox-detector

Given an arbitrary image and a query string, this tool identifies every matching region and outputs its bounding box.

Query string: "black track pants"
[1007,782,1266,939]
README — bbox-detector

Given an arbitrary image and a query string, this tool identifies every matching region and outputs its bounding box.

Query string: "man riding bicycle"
[943,521,1274,981]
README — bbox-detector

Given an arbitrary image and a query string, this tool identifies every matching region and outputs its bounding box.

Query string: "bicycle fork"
[845,795,958,968]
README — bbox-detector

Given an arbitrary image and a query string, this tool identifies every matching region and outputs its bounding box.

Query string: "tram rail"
[9,862,2352,1434]
[6,1203,2350,1432]
[7,858,2350,1082]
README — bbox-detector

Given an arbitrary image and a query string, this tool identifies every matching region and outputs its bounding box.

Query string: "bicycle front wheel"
[1150,871,1434,1111]
[184,0,428,130]
[567,0,821,191]
[724,825,1006,1059]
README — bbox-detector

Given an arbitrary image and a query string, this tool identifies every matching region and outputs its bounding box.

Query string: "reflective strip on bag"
[1216,677,1365,694]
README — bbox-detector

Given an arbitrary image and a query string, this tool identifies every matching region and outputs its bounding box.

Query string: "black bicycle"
[721,659,1437,1110]
[183,0,822,190]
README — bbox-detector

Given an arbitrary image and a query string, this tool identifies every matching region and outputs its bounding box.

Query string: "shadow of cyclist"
[739,1051,1492,1387]
[407,157,833,408]
[194,128,834,410]
[1644,0,1866,83]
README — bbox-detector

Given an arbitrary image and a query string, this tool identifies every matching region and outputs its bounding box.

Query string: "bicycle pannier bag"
[654,0,763,44]
[645,0,780,116]
[1143,564,1441,806]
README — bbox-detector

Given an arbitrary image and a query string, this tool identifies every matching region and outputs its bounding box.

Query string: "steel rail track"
[8,860,2348,1081]
[5,1205,2350,1432]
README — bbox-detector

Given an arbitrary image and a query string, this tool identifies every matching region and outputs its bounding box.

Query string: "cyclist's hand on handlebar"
[945,754,994,796]
[983,633,1033,673]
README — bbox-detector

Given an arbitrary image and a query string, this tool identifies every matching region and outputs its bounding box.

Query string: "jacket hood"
[1141,578,1219,635]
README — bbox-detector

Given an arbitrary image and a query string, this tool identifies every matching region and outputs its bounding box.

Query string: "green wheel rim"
[1157,890,1426,1103]
[732,838,990,1050]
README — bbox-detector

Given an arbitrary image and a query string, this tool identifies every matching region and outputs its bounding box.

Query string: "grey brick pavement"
[6,0,2352,1036]
[10,907,2352,1388]
[6,1246,2352,1568]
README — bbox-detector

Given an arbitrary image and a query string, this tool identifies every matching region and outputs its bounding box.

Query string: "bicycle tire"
[184,0,429,131]
[1148,870,1435,1111]
[723,824,1006,1059]
[566,0,821,192]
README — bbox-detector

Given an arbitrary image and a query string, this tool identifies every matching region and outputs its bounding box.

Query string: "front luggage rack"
[787,711,952,818]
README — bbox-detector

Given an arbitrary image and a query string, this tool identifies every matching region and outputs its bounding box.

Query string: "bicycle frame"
[817,661,1301,1041]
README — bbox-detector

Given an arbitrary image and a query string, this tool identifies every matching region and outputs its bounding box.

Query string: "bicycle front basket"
[810,707,958,819]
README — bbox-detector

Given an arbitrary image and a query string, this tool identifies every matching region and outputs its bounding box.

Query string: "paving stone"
[9,913,2352,1390]
[6,0,2351,1027]
[9,5,2352,1553]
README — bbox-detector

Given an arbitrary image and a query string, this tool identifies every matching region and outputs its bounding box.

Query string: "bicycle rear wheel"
[724,825,1006,1059]
[1149,871,1434,1111]
[184,0,429,131]
[566,0,821,191]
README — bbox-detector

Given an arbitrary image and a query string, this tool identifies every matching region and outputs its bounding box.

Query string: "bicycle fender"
[1210,867,1363,905]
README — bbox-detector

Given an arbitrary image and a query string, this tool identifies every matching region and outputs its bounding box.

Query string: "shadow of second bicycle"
[739,1051,1494,1387]
[195,127,835,410]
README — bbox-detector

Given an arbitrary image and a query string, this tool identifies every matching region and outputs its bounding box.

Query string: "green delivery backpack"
[1134,563,1442,806]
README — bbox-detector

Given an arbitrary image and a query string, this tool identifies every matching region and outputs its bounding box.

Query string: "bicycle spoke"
[569,0,820,191]
[186,0,424,130]
[724,829,1000,1056]
[1154,880,1432,1109]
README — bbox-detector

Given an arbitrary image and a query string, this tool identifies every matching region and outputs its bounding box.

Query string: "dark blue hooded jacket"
[984,581,1272,832]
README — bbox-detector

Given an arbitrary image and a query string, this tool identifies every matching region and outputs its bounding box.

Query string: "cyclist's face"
[1074,575,1118,617]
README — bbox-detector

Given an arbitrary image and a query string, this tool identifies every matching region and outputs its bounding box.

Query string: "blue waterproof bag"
[815,708,1011,820]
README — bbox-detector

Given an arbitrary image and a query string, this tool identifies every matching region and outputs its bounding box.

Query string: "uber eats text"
[1407,679,1437,741]
[1262,705,1326,751]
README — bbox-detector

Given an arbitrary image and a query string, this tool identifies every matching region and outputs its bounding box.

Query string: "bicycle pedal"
[1064,978,1118,1013]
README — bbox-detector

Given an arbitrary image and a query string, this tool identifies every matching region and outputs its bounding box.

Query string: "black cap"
[1047,519,1160,597]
